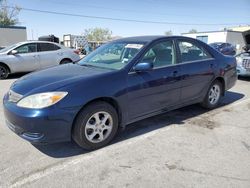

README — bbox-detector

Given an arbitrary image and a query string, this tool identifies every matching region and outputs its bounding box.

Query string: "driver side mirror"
[9,50,18,55]
[133,62,153,72]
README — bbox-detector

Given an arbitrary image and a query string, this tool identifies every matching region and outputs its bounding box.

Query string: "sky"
[5,0,250,40]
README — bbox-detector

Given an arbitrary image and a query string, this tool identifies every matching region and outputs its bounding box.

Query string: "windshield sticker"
[125,44,143,49]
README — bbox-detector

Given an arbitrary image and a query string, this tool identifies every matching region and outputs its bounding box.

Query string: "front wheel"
[72,101,118,150]
[201,80,222,109]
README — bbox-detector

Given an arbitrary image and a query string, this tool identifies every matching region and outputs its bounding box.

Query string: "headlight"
[236,56,243,65]
[17,92,68,109]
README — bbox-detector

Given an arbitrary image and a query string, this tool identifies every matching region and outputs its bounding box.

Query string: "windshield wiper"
[80,64,98,68]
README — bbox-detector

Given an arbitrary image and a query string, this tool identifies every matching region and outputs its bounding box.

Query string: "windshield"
[78,41,145,70]
[0,43,21,53]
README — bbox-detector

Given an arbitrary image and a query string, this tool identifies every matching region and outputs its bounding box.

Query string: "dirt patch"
[165,163,177,170]
[242,141,250,151]
[223,108,232,112]
[191,117,219,130]
[248,103,250,110]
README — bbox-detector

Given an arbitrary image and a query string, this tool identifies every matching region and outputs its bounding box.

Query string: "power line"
[40,0,198,18]
[41,0,250,20]
[2,5,249,26]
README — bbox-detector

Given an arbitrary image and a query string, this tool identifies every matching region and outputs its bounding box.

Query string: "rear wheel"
[201,80,222,109]
[0,65,9,79]
[72,101,118,150]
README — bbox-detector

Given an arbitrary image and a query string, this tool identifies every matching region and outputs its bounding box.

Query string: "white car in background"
[235,52,250,77]
[0,41,80,79]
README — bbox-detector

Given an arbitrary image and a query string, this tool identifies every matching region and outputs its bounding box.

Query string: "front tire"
[72,101,118,150]
[201,80,222,109]
[0,65,9,79]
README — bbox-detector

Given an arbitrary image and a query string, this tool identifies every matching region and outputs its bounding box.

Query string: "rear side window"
[178,40,212,63]
[38,43,60,52]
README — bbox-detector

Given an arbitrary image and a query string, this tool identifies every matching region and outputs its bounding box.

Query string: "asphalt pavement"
[0,75,250,188]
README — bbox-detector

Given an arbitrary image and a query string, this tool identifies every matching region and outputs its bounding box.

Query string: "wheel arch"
[71,97,122,134]
[0,62,11,73]
[59,58,73,64]
[213,76,225,96]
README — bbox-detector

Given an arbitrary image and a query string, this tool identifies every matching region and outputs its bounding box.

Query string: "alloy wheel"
[85,111,113,143]
[208,84,221,105]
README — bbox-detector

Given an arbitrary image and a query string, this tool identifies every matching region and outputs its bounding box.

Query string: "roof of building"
[182,30,243,35]
[0,25,26,29]
[182,26,250,35]
[229,26,250,32]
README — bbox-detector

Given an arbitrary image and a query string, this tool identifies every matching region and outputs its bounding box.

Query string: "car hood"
[10,63,112,95]
[0,52,7,56]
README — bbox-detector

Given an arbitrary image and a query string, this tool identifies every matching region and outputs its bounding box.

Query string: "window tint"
[141,40,175,68]
[38,43,60,52]
[15,43,37,54]
[178,40,212,63]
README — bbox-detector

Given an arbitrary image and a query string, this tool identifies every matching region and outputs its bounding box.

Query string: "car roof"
[113,35,190,43]
[16,40,60,45]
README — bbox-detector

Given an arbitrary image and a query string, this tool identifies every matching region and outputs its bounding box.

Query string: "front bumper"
[3,94,78,144]
[237,66,250,76]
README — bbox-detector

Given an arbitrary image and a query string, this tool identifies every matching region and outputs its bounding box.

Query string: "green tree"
[84,27,112,42]
[164,30,173,36]
[0,0,21,26]
[188,29,197,33]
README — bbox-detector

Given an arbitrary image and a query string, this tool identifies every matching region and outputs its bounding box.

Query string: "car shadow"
[34,91,245,158]
[6,73,28,80]
[238,76,250,81]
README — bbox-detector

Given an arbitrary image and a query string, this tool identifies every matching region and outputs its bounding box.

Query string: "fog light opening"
[21,132,44,140]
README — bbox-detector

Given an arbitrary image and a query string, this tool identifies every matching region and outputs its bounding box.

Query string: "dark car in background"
[3,36,237,150]
[209,42,236,56]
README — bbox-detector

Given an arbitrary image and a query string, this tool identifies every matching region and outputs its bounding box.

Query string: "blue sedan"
[3,36,237,150]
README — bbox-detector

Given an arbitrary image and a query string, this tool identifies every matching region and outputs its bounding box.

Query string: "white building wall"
[183,31,228,43]
[0,27,27,47]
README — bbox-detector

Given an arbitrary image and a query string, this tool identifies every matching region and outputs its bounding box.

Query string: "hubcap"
[85,111,113,143]
[208,84,221,105]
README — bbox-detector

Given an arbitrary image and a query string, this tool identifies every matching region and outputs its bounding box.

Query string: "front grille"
[242,59,250,69]
[8,90,23,103]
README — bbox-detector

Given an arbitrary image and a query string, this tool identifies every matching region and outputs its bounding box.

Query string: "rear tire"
[0,65,9,79]
[201,80,222,109]
[72,101,118,150]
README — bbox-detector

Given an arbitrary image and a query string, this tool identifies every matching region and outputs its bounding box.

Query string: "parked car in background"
[235,51,250,76]
[0,41,80,79]
[3,36,237,150]
[209,42,236,56]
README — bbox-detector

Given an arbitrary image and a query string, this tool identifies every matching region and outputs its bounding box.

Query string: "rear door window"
[38,43,60,52]
[177,40,212,63]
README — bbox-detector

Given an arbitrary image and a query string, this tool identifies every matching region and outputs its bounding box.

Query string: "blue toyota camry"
[3,36,237,150]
